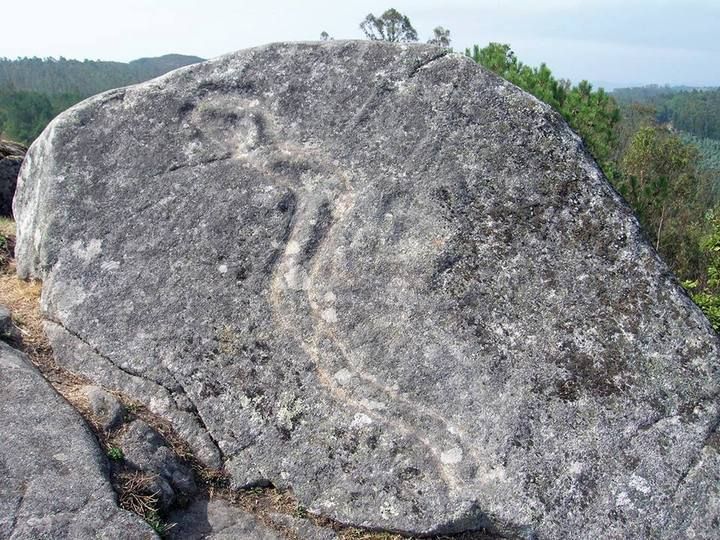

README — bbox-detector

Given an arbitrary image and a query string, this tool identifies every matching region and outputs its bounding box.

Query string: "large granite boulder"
[13,41,720,537]
[0,341,154,539]
[0,139,26,216]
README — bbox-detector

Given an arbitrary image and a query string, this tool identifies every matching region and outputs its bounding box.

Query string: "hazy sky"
[3,0,718,88]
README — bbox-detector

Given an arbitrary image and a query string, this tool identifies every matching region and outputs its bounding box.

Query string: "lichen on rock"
[12,41,720,538]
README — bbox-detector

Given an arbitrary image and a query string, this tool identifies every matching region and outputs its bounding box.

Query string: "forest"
[1,23,720,328]
[0,54,203,142]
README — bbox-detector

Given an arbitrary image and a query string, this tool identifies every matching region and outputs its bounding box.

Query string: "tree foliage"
[466,43,620,173]
[0,88,83,144]
[360,9,418,42]
[614,86,720,142]
[0,55,202,96]
[685,211,720,331]
[428,27,451,48]
[0,54,203,145]
[619,126,712,278]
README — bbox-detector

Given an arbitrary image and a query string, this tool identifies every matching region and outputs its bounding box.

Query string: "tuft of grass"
[115,472,175,537]
[145,510,175,536]
[107,446,124,461]
[0,217,14,239]
[293,504,309,519]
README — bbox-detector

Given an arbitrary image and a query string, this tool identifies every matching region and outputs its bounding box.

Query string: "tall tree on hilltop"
[620,125,711,278]
[360,9,418,42]
[428,26,451,48]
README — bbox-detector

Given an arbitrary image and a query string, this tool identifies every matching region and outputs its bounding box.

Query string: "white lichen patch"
[440,447,463,465]
[380,498,401,519]
[286,240,301,255]
[321,307,337,323]
[630,474,652,494]
[359,398,386,411]
[333,368,353,385]
[351,413,373,428]
[100,260,120,271]
[72,238,102,263]
[616,491,633,507]
[284,265,307,290]
[276,394,304,431]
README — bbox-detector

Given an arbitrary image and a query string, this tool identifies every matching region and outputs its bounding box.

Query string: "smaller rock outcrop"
[0,140,26,217]
[168,498,280,540]
[0,341,154,539]
[0,304,18,342]
[268,513,339,540]
[84,385,126,431]
[117,419,198,511]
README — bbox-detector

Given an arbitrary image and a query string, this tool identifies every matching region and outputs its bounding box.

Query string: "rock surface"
[268,513,338,540]
[0,341,154,539]
[0,139,26,217]
[13,41,720,537]
[168,498,280,540]
[117,419,197,510]
[84,385,126,431]
[0,304,17,342]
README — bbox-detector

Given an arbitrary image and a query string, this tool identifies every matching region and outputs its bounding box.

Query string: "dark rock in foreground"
[0,140,26,217]
[13,41,720,537]
[118,419,198,511]
[168,498,280,540]
[0,341,154,539]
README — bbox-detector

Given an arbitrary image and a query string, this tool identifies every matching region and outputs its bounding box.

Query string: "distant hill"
[0,54,204,144]
[0,54,204,96]
[612,85,720,141]
[611,84,714,103]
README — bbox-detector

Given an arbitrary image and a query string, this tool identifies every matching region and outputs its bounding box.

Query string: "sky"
[2,0,719,88]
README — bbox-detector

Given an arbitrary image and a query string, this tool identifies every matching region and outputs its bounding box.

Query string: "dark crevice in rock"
[300,200,333,264]
[147,153,234,179]
[407,49,451,79]
[9,483,27,535]
[44,316,153,382]
[173,381,223,455]
[264,190,298,273]
[671,412,720,503]
[44,317,225,467]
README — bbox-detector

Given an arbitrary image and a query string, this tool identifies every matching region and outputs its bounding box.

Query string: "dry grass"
[0,216,14,238]
[117,471,161,515]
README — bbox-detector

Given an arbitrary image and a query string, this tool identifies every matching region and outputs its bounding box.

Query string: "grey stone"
[84,385,126,431]
[0,140,27,157]
[167,498,280,540]
[0,341,154,539]
[268,513,338,540]
[0,305,18,342]
[117,419,197,505]
[0,140,25,217]
[13,41,720,538]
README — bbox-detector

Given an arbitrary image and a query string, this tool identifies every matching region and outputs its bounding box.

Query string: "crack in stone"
[10,482,28,535]
[671,411,720,503]
[44,316,154,382]
[407,49,451,79]
[43,317,223,468]
[148,153,234,179]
